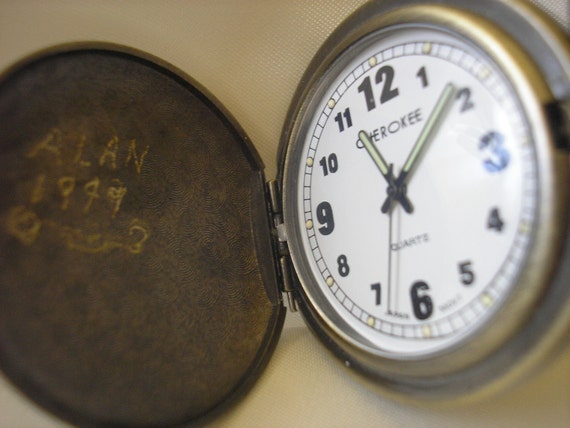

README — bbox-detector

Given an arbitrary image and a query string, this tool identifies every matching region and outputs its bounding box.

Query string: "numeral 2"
[456,87,475,112]
[377,65,399,103]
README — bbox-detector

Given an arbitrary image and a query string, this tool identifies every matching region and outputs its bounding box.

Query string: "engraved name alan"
[5,128,151,254]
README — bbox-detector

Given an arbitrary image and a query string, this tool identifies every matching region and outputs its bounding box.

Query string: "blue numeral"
[479,131,510,173]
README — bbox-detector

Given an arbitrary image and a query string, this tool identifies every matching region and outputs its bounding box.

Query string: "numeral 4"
[487,207,504,232]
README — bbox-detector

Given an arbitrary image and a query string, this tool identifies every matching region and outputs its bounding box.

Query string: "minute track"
[297,29,537,353]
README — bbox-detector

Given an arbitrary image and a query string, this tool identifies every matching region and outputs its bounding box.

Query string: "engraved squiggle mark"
[4,206,149,255]
[5,205,42,245]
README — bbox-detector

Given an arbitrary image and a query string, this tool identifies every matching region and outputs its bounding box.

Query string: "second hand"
[387,205,393,315]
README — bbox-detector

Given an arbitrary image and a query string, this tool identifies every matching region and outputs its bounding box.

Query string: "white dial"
[291,25,538,356]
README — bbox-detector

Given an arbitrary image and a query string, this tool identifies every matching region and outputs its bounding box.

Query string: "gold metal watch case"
[279,0,570,399]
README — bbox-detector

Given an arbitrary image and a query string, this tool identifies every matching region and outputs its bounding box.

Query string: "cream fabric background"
[0,1,569,427]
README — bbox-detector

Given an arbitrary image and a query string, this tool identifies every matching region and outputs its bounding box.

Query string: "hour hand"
[359,130,412,213]
[359,130,391,181]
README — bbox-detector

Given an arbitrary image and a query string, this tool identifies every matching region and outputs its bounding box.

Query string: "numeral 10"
[320,153,338,176]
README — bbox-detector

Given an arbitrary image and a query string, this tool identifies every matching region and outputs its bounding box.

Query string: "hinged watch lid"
[0,45,286,426]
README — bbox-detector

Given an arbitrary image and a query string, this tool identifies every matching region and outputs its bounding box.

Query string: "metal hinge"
[266,179,298,312]
[546,99,570,151]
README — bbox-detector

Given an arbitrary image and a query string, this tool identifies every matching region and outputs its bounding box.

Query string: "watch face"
[286,23,539,357]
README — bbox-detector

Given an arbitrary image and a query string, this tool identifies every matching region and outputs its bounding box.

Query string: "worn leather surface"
[0,48,283,426]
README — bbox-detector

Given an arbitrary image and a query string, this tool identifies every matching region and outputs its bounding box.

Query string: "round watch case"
[0,0,568,426]
[279,0,570,399]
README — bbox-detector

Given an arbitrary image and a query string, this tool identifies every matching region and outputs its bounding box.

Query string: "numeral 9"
[316,201,335,235]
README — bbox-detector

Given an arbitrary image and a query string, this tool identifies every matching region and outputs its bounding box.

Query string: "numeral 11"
[334,108,353,132]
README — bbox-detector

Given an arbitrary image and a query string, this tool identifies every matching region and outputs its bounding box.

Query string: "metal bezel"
[280,0,570,398]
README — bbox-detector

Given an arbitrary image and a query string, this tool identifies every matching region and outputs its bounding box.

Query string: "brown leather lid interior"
[0,47,284,427]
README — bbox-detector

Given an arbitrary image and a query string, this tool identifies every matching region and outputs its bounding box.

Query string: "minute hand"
[382,83,457,213]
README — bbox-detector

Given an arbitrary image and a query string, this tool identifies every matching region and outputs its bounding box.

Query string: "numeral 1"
[416,66,428,88]
[371,282,382,306]
[358,76,375,111]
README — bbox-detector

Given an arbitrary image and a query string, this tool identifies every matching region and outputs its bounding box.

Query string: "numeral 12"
[357,65,399,111]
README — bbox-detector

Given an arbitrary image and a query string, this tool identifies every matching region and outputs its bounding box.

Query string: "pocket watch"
[0,0,568,426]
[279,0,570,399]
